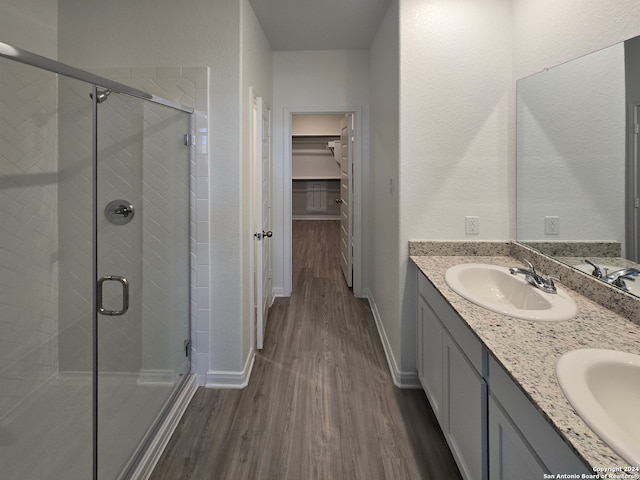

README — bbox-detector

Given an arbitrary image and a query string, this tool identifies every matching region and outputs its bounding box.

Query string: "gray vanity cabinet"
[488,395,546,479]
[417,272,488,480]
[417,286,444,419]
[416,268,591,480]
[488,356,591,477]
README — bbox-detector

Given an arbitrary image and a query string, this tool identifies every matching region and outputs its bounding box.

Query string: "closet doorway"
[284,108,361,294]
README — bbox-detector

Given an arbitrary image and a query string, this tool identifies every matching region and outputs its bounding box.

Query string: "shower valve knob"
[105,199,135,225]
[113,205,133,217]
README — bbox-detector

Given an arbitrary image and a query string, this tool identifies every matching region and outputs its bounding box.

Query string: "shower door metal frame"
[0,42,193,114]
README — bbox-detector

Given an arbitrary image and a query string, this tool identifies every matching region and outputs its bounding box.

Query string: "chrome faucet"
[583,259,640,292]
[509,258,559,294]
[584,259,604,278]
[604,268,640,292]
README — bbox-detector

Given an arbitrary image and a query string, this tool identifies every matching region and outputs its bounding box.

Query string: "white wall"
[369,1,402,383]
[272,50,371,297]
[241,0,273,379]
[397,0,513,383]
[292,114,343,136]
[0,0,58,58]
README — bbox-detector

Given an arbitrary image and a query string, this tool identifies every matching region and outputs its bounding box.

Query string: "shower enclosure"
[0,43,194,479]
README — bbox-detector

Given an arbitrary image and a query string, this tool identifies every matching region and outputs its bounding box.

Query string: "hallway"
[150,220,461,479]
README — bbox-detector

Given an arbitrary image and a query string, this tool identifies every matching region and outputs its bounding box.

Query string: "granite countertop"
[411,253,640,471]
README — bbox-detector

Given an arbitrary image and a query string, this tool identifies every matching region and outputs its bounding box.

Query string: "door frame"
[250,88,275,350]
[283,106,363,296]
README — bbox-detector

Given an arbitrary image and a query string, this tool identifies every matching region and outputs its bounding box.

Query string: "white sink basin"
[556,349,640,466]
[574,263,640,296]
[444,263,578,321]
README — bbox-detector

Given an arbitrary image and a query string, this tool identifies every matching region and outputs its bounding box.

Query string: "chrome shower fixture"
[90,88,112,104]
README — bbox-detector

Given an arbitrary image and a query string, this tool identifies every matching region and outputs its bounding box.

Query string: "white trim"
[131,373,198,480]
[205,349,255,389]
[283,106,363,297]
[292,215,341,221]
[249,87,258,353]
[363,289,420,389]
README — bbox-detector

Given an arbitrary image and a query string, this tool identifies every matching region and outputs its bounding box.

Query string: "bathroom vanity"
[411,243,640,479]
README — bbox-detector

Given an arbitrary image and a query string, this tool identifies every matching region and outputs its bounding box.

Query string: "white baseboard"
[273,287,286,298]
[362,288,420,389]
[205,349,255,389]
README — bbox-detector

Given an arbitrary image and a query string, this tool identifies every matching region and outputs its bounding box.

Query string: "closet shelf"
[292,176,341,181]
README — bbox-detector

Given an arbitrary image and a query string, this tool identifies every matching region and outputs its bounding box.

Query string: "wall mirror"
[516,35,640,297]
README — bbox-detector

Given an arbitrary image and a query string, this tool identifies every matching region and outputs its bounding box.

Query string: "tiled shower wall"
[58,66,210,379]
[0,63,210,417]
[105,67,210,382]
[0,59,59,417]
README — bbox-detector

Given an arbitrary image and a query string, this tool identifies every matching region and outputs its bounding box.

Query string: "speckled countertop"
[410,251,640,471]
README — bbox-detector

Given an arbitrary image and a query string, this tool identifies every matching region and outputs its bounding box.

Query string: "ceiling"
[248,0,391,51]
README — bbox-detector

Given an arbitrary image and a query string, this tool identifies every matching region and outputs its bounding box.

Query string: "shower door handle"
[97,275,129,316]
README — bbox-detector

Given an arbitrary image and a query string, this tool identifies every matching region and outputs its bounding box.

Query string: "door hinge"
[184,339,192,357]
[635,197,640,208]
[184,134,195,146]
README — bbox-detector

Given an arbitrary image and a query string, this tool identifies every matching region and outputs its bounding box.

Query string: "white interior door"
[340,114,354,287]
[254,97,273,349]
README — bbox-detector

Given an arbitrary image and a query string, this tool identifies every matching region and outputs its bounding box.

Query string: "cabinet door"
[489,396,546,480]
[444,333,488,480]
[418,293,444,421]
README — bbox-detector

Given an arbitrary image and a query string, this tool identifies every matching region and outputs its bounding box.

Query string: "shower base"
[0,372,192,480]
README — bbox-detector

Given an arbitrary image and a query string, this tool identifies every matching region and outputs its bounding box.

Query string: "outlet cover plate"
[465,216,479,235]
[545,216,559,235]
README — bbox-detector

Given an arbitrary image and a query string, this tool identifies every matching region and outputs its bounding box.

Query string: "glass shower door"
[95,89,191,479]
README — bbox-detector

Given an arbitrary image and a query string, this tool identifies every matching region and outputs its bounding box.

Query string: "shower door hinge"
[184,339,192,357]
[184,134,195,147]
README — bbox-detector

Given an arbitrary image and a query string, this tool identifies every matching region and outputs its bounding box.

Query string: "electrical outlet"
[465,216,479,235]
[545,216,559,235]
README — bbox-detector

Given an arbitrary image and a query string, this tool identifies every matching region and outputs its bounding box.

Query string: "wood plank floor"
[149,220,462,480]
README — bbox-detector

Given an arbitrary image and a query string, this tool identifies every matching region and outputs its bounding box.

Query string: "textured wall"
[239,0,274,382]
[369,0,402,382]
[398,0,513,379]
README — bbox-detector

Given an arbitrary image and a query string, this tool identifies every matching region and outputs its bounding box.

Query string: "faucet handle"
[585,259,604,278]
[521,258,535,272]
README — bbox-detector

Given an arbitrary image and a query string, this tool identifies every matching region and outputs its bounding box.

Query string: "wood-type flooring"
[149,220,462,480]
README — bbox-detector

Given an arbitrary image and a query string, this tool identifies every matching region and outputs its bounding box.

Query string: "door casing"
[282,106,363,297]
